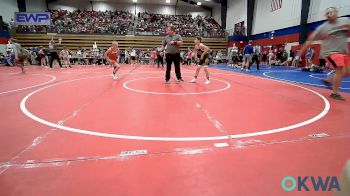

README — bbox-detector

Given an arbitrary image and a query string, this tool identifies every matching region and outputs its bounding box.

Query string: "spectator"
[135,12,224,37]
[130,48,137,65]
[15,10,224,38]
[16,9,133,35]
[125,49,129,64]
[242,41,254,70]
[276,48,283,62]
[305,47,315,66]
[156,47,164,68]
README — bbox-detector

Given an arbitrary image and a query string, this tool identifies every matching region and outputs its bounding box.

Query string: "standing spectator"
[186,48,192,65]
[84,49,93,65]
[305,47,315,66]
[242,41,254,70]
[125,49,129,64]
[238,50,243,63]
[262,51,268,64]
[6,40,15,65]
[6,40,14,53]
[289,50,295,59]
[130,48,137,65]
[92,42,100,65]
[268,49,274,66]
[249,46,261,70]
[156,47,164,68]
[276,48,283,63]
[288,50,295,66]
[119,49,125,64]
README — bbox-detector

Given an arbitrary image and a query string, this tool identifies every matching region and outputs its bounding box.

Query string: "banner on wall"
[271,0,282,12]
[15,12,51,26]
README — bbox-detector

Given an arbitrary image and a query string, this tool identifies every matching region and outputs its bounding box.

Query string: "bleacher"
[14,33,227,52]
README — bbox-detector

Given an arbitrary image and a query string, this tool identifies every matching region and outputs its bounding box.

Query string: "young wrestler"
[189,37,211,85]
[105,41,120,80]
[60,46,72,68]
[38,46,47,67]
[9,38,29,74]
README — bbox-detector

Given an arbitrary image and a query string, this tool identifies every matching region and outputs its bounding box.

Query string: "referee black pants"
[49,52,63,68]
[165,53,182,81]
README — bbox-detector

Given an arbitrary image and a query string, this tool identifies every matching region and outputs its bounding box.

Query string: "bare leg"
[16,59,25,74]
[194,66,201,78]
[329,67,346,100]
[113,65,120,74]
[204,66,210,84]
[333,68,344,94]
[190,66,201,83]
[41,58,45,66]
[204,67,210,80]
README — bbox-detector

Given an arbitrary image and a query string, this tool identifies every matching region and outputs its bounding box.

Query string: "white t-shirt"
[130,50,136,57]
[6,44,13,52]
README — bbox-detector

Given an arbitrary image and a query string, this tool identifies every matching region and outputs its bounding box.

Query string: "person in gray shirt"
[300,7,350,100]
[49,37,64,68]
[162,26,184,83]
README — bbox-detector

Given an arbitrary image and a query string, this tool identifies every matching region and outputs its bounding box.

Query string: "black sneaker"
[165,80,170,84]
[330,93,345,101]
[177,78,184,82]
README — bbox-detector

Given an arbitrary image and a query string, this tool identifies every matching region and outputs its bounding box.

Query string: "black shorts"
[131,56,136,60]
[198,54,209,66]
[16,56,26,64]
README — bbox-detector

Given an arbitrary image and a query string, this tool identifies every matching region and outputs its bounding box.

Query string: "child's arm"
[200,44,209,60]
[104,48,112,62]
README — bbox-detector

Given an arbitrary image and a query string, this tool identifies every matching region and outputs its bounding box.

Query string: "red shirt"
[107,47,119,61]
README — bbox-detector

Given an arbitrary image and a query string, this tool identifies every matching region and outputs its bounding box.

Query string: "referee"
[162,26,184,83]
[49,37,64,68]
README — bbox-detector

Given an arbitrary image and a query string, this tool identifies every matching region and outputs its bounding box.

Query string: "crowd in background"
[10,9,225,37]
[135,12,224,37]
[226,44,325,72]
[15,9,133,34]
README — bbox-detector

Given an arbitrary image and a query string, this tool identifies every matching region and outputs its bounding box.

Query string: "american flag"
[271,0,282,12]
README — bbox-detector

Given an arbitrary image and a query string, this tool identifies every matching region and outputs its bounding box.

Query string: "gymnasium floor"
[0,64,349,195]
